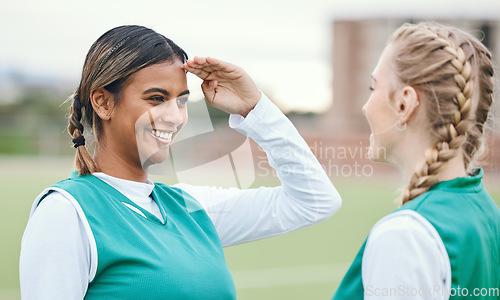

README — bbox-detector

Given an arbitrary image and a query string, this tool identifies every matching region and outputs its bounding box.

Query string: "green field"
[1,156,499,300]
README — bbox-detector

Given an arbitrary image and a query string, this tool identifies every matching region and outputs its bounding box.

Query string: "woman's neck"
[398,142,467,184]
[433,153,467,182]
[93,145,149,183]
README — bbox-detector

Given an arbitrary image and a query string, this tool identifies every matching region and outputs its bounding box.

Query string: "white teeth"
[151,130,173,140]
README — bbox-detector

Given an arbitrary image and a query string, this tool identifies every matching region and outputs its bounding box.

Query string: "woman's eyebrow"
[143,88,190,98]
[178,90,190,97]
[143,88,169,96]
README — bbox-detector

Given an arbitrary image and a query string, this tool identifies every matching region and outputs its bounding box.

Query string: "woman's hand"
[183,57,261,117]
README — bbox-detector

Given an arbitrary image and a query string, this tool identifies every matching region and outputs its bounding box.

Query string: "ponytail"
[68,93,100,175]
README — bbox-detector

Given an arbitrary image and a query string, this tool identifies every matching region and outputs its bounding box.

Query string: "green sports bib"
[333,169,500,299]
[43,172,236,299]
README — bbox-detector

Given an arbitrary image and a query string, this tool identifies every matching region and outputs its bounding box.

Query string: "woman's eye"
[177,97,189,105]
[369,86,374,92]
[149,96,164,102]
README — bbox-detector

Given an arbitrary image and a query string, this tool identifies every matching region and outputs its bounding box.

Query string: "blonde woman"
[333,22,500,299]
[19,25,341,299]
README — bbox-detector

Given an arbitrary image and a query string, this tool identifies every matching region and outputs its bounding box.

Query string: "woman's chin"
[368,135,388,163]
[140,149,170,168]
[368,151,382,162]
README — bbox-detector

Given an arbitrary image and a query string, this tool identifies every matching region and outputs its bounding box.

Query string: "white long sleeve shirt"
[361,210,451,300]
[20,93,341,299]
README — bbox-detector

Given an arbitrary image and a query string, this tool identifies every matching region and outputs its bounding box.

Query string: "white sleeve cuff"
[229,92,278,134]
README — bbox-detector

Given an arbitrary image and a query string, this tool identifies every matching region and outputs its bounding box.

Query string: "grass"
[224,178,399,299]
[1,156,499,300]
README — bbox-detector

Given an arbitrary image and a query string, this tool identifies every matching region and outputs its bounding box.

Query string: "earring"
[98,110,101,114]
[412,101,420,108]
[396,121,407,131]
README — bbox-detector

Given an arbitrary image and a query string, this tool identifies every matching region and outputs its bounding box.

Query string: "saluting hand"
[183,57,261,117]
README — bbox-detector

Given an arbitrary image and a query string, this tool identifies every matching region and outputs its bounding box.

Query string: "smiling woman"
[19,25,342,299]
[93,60,190,177]
[65,25,189,177]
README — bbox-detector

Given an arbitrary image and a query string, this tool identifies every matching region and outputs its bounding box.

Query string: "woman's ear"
[90,88,115,120]
[395,85,419,124]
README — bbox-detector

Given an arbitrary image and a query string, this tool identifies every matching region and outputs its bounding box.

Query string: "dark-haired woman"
[19,26,341,299]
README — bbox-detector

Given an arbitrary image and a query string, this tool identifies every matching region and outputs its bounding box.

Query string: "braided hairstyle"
[68,25,188,175]
[387,22,494,205]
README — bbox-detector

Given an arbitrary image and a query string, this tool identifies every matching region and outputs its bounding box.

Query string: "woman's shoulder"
[31,174,105,218]
[370,210,441,241]
[43,173,97,193]
[31,185,84,219]
[362,210,451,291]
[365,210,448,267]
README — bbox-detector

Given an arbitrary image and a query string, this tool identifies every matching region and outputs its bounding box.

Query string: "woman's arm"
[175,91,341,246]
[20,191,90,299]
[362,210,451,300]
[179,57,341,246]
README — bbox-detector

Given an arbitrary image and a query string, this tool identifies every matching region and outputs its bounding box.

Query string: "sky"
[1,0,499,113]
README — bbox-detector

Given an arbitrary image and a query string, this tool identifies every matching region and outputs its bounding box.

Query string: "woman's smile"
[149,129,174,144]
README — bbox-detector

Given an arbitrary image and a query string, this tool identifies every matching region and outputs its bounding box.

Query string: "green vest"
[43,172,236,299]
[333,169,500,299]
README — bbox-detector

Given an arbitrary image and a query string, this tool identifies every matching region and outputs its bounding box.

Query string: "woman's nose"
[155,100,185,127]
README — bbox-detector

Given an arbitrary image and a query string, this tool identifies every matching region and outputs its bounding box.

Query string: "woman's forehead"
[126,61,187,90]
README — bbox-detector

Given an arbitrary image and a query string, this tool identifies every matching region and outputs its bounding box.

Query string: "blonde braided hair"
[387,23,494,205]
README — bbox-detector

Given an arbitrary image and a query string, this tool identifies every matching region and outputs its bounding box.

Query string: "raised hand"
[183,57,261,117]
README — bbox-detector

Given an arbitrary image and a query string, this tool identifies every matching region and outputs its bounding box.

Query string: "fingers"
[183,61,212,80]
[184,56,221,103]
[201,80,217,104]
[189,57,218,72]
[184,56,236,74]
[183,57,213,73]
[205,57,237,73]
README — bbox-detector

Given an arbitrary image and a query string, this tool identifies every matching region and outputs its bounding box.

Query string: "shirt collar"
[430,168,483,192]
[92,172,155,204]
